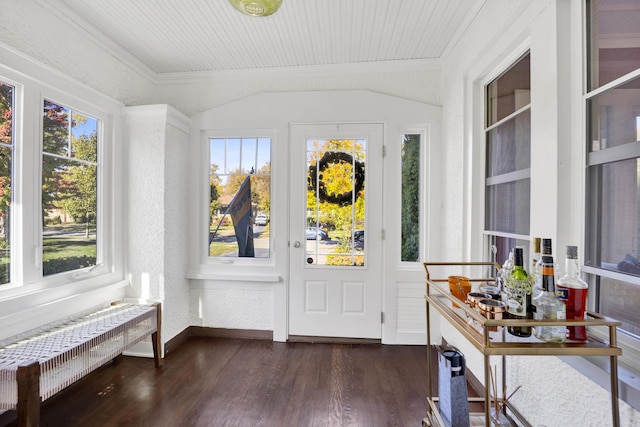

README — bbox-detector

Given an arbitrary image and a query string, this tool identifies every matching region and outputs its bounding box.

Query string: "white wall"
[188,90,441,343]
[441,0,640,425]
[125,105,192,349]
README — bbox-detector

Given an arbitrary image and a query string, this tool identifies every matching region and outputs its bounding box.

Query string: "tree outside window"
[42,101,98,276]
[0,83,13,284]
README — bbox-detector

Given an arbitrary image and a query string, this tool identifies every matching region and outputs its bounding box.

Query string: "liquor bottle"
[533,238,552,297]
[505,247,533,337]
[531,237,541,273]
[533,255,566,342]
[557,245,589,341]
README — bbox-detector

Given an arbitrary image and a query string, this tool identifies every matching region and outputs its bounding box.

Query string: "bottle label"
[505,276,533,317]
[556,288,569,301]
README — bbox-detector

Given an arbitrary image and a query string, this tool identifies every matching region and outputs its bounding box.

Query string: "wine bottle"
[557,246,589,341]
[505,247,533,337]
[533,238,552,298]
[533,255,566,342]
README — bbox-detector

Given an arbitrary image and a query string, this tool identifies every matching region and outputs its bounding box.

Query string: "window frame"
[41,97,102,278]
[398,128,428,264]
[582,0,640,389]
[0,66,122,298]
[583,79,640,368]
[0,78,17,288]
[201,129,275,268]
[482,51,532,267]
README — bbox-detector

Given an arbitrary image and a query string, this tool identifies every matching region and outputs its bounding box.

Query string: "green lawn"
[0,225,97,283]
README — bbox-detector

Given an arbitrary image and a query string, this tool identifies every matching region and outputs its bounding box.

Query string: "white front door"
[289,123,384,339]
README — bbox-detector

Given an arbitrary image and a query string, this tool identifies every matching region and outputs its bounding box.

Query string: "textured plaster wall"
[440,0,535,261]
[125,105,192,344]
[192,287,273,331]
[440,0,640,425]
[160,120,192,340]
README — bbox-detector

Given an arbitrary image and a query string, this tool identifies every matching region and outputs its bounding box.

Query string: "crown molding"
[36,0,158,83]
[155,58,441,85]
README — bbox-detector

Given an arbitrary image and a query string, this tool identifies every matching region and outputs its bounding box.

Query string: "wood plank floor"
[1,337,458,427]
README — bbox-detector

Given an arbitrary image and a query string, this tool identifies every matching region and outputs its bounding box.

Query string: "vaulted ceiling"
[41,0,484,76]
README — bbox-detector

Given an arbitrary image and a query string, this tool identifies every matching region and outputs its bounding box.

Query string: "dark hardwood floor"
[1,337,455,427]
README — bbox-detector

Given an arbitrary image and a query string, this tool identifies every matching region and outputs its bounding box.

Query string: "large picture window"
[42,101,99,276]
[584,0,640,339]
[484,52,531,265]
[209,137,271,258]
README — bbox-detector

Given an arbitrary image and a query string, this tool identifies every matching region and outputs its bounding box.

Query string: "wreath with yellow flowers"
[307,151,365,206]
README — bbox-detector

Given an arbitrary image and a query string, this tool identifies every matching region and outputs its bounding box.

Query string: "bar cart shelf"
[422,262,623,427]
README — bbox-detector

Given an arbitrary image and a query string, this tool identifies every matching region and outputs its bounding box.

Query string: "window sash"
[585,0,640,340]
[484,52,531,250]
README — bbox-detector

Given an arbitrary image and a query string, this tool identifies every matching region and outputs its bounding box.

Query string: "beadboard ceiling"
[41,0,484,76]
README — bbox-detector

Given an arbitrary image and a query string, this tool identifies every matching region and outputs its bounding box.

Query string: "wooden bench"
[0,302,162,426]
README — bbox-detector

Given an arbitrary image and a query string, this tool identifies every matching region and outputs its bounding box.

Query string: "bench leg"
[152,302,163,368]
[16,361,40,427]
[152,331,162,368]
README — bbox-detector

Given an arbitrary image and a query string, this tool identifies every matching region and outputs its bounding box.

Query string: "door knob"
[293,241,301,248]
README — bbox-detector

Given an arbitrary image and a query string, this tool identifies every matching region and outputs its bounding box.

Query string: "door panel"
[289,123,383,339]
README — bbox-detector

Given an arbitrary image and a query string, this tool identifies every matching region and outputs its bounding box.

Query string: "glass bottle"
[533,255,566,342]
[505,247,533,337]
[557,245,589,341]
[531,237,541,273]
[533,238,552,297]
[497,249,514,300]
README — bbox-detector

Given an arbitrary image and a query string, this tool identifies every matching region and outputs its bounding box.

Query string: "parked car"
[255,213,268,226]
[306,226,329,240]
[353,230,364,242]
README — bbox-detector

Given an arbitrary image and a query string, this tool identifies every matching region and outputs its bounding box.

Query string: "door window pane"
[42,101,98,276]
[306,139,365,267]
[0,83,13,285]
[209,137,271,258]
[401,134,420,262]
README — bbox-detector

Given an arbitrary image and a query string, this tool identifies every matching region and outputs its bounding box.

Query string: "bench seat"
[0,302,162,426]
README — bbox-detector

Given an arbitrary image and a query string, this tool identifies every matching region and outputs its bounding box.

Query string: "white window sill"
[187,271,281,283]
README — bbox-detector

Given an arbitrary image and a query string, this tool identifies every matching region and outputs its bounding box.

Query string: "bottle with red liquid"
[557,245,588,341]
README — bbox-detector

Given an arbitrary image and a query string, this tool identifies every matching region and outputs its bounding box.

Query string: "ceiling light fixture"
[228,0,282,17]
